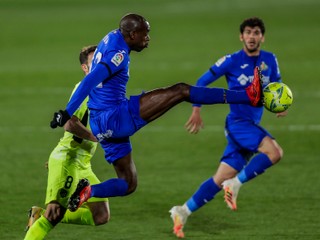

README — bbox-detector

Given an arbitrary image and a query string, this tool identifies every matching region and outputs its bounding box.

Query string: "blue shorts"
[221,117,273,172]
[89,94,147,163]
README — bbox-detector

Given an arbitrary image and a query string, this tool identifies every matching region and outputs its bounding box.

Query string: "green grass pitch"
[1,0,320,239]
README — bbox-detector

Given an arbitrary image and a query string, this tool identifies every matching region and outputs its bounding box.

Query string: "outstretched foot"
[169,206,189,238]
[222,178,241,211]
[68,178,91,212]
[246,66,263,106]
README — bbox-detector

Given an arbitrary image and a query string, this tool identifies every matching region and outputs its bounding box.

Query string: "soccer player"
[49,13,263,213]
[24,46,110,240]
[169,17,287,238]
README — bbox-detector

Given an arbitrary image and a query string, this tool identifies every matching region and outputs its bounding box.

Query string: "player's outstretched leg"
[169,206,189,238]
[25,206,44,232]
[222,177,242,211]
[245,66,263,106]
[68,179,91,212]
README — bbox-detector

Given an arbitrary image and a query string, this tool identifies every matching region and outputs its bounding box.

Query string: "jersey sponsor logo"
[237,74,249,86]
[111,52,124,67]
[240,64,249,69]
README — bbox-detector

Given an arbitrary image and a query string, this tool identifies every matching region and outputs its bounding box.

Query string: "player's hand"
[185,107,204,134]
[50,110,70,128]
[276,110,288,118]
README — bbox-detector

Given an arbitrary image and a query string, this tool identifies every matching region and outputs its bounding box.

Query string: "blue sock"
[90,178,128,197]
[237,153,273,183]
[189,86,249,104]
[186,178,221,212]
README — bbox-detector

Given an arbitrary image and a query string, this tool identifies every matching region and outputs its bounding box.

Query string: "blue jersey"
[89,29,130,110]
[196,49,281,124]
[66,29,130,115]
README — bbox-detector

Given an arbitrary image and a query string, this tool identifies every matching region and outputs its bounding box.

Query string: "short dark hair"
[119,13,147,35]
[240,17,265,35]
[79,45,97,64]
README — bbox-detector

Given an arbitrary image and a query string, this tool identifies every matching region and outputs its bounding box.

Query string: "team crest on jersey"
[111,52,124,67]
[259,61,268,71]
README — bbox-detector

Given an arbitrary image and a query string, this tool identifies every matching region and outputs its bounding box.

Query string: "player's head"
[119,13,150,52]
[239,17,265,55]
[79,45,97,75]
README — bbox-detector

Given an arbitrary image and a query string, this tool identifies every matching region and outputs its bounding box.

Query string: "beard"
[244,41,261,53]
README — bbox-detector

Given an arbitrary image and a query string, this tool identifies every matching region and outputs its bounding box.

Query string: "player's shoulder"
[214,52,235,67]
[99,29,129,54]
[260,49,277,59]
[223,50,244,64]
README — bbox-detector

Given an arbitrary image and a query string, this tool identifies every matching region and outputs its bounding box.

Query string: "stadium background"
[1,0,319,239]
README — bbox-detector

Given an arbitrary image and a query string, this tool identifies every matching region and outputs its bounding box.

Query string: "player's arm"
[186,67,223,134]
[64,116,97,142]
[50,63,111,128]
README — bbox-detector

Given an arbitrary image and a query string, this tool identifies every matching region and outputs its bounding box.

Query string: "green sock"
[24,215,53,240]
[61,208,95,226]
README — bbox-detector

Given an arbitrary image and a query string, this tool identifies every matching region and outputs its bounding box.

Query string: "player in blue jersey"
[24,46,110,240]
[49,13,263,213]
[169,17,288,238]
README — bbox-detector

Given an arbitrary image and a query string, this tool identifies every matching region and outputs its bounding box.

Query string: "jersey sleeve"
[270,54,282,82]
[69,83,88,120]
[210,54,233,78]
[65,64,111,116]
[100,50,128,74]
[196,55,232,87]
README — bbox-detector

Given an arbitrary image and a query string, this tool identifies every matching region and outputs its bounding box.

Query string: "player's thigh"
[46,149,79,208]
[227,121,272,152]
[90,99,144,140]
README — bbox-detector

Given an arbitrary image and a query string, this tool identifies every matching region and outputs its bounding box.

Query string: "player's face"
[240,26,264,56]
[131,21,150,52]
[81,52,95,75]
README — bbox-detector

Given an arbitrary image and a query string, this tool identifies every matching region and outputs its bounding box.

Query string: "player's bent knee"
[126,184,137,195]
[170,82,190,97]
[93,213,110,225]
[270,145,283,164]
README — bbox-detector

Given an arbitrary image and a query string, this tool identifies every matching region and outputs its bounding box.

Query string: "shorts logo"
[59,188,68,198]
[111,52,124,66]
[96,130,113,142]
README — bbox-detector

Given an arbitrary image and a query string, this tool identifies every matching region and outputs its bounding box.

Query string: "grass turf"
[1,0,320,239]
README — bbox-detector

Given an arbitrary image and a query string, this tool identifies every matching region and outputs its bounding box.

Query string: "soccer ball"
[263,82,293,113]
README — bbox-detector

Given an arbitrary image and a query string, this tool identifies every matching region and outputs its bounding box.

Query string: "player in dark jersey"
[170,17,288,238]
[50,13,263,213]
